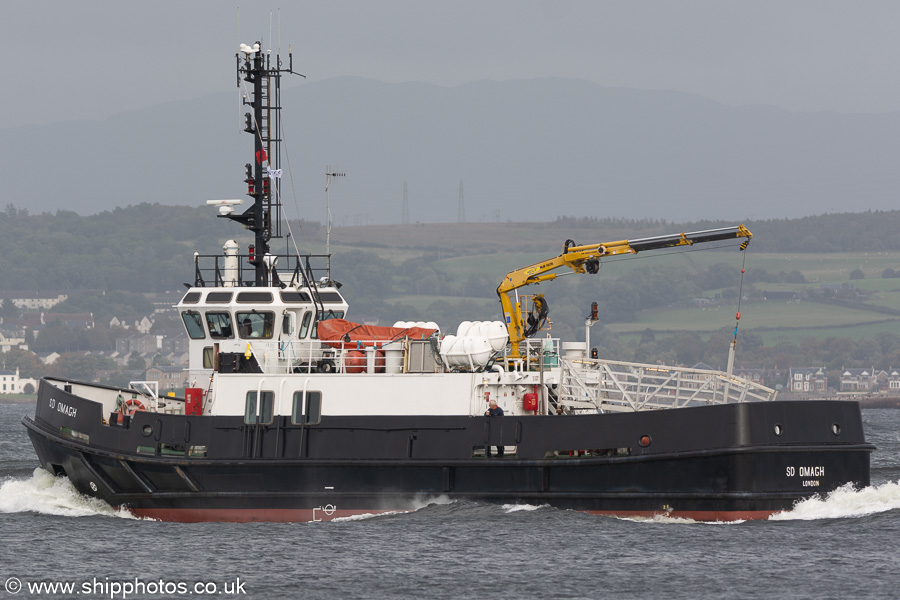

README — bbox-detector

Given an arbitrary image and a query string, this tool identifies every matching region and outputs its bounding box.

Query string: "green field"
[608,299,887,331]
[427,250,900,285]
[372,249,900,342]
[326,217,900,344]
[384,294,498,313]
[608,300,900,341]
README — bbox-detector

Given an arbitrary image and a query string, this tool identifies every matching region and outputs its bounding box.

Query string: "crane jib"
[627,227,750,253]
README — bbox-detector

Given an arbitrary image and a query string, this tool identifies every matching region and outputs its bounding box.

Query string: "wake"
[770,480,900,521]
[0,468,137,519]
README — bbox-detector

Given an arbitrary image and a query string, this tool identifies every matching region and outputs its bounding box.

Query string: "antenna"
[229,37,303,286]
[402,181,410,224]
[325,167,346,272]
[206,199,244,216]
[236,7,242,134]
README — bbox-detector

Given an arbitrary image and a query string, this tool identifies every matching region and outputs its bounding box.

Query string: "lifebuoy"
[121,398,146,416]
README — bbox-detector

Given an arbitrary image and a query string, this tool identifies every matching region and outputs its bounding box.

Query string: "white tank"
[382,340,404,374]
[464,336,493,366]
[222,240,239,287]
[561,341,586,360]
[439,334,493,369]
[456,321,507,352]
[483,321,509,352]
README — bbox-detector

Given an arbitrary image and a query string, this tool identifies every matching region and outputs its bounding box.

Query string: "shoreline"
[0,396,37,405]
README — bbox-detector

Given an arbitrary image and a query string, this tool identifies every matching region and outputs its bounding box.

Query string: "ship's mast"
[227,41,302,286]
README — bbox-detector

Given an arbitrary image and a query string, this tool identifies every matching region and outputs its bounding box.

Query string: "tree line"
[4,203,900,293]
[5,203,900,387]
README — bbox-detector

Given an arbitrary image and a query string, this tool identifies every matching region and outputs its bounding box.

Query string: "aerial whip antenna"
[325,167,346,275]
[227,36,302,285]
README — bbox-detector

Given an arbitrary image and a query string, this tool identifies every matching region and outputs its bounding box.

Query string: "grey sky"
[5,0,900,130]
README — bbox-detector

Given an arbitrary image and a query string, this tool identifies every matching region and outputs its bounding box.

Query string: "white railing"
[505,337,561,372]
[249,339,407,375]
[128,380,160,410]
[557,357,777,413]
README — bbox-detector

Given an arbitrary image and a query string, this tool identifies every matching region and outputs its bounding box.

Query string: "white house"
[788,367,828,392]
[9,293,68,311]
[0,328,27,353]
[0,368,20,394]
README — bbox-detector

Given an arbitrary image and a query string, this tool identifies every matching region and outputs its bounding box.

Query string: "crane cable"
[733,248,748,345]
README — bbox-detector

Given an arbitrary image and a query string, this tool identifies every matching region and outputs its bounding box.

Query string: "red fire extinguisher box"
[185,387,203,416]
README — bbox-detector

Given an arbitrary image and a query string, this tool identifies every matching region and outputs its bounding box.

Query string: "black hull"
[24,380,874,522]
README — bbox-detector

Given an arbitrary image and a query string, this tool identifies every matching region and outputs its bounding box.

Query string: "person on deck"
[484,398,505,457]
[240,318,253,337]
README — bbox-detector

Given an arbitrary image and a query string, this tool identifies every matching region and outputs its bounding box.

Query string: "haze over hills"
[4,76,899,224]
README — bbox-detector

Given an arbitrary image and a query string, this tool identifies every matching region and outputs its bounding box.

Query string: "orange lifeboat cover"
[317,318,437,349]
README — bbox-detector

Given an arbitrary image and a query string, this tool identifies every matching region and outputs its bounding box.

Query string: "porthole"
[832,423,841,436]
[142,425,153,437]
[774,424,783,437]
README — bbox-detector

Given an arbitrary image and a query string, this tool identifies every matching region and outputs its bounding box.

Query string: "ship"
[22,40,874,522]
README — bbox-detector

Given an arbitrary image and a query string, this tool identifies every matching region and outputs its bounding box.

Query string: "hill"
[4,205,900,382]
[4,77,900,224]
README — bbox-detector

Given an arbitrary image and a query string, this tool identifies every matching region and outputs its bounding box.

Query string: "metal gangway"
[558,357,777,413]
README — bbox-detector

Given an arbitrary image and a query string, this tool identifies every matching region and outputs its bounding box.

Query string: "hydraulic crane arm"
[497,225,753,358]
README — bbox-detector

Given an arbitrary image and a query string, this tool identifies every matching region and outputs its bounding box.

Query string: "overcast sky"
[4,0,900,130]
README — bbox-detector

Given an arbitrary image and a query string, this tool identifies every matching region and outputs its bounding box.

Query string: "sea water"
[1,403,898,599]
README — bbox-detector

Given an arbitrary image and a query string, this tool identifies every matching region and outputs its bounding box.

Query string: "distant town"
[2,290,899,407]
[0,290,188,399]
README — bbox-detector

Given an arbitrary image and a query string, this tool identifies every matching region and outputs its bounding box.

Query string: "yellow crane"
[497,225,753,358]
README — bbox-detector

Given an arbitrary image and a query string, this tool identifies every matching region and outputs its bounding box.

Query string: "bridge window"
[237,291,274,303]
[280,291,311,303]
[282,312,294,335]
[205,312,234,339]
[298,312,312,339]
[206,292,233,303]
[202,347,216,369]
[236,311,275,339]
[181,311,206,339]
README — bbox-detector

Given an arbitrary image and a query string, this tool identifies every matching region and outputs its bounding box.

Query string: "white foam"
[326,496,459,522]
[770,480,900,521]
[0,468,138,519]
[410,495,456,510]
[619,514,702,525]
[502,503,548,513]
[331,510,408,522]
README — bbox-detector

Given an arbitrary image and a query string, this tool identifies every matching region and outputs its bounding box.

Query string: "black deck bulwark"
[23,379,874,521]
